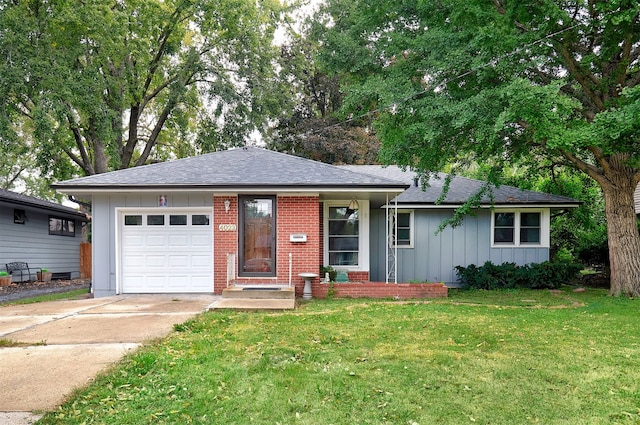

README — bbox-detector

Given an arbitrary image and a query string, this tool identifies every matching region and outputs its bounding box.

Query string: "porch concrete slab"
[209,298,295,310]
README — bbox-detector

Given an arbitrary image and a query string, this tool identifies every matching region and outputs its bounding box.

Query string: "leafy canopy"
[0,0,290,179]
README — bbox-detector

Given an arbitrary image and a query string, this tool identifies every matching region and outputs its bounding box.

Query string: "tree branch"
[65,113,95,175]
[135,101,174,167]
[558,42,605,111]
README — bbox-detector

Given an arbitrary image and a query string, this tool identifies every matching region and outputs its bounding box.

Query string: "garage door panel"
[146,255,167,267]
[123,235,144,246]
[191,234,212,247]
[168,234,188,244]
[145,235,167,246]
[169,255,189,267]
[190,278,213,290]
[122,255,145,267]
[120,209,213,294]
[191,255,211,267]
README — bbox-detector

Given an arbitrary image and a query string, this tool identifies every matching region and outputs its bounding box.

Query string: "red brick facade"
[212,194,320,295]
[211,195,446,299]
[311,282,448,299]
[212,196,239,293]
[275,195,320,296]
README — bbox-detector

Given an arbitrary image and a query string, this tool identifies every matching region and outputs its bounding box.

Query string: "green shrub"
[320,266,337,282]
[456,261,583,290]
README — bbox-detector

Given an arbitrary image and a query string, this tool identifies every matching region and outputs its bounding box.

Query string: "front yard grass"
[41,288,640,424]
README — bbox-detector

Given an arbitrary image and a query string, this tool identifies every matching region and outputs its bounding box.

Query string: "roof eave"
[52,183,409,195]
[0,198,88,220]
[382,202,582,209]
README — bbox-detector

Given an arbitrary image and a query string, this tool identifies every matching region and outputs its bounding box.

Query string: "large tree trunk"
[600,167,640,297]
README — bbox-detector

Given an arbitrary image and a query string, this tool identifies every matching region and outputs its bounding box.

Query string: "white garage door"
[119,209,213,293]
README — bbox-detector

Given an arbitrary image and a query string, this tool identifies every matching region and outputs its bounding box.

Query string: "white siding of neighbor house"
[0,202,84,280]
[369,208,549,285]
[92,192,213,297]
[635,184,640,214]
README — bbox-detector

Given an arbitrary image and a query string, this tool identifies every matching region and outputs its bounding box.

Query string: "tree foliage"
[0,0,289,179]
[267,31,380,164]
[314,0,640,296]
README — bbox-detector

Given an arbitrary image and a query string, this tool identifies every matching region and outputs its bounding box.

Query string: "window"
[49,216,75,237]
[170,215,187,225]
[494,212,515,243]
[192,214,210,225]
[328,206,360,266]
[492,211,544,246]
[124,215,142,226]
[392,211,413,247]
[14,209,25,224]
[239,196,276,276]
[147,215,165,225]
[520,213,541,243]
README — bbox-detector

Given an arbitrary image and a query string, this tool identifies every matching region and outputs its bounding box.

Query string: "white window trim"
[490,209,550,248]
[323,200,370,271]
[393,209,414,249]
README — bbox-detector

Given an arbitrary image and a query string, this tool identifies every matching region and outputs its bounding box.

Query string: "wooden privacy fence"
[80,242,92,279]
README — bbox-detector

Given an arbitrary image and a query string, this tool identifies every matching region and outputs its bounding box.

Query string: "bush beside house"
[455,261,584,290]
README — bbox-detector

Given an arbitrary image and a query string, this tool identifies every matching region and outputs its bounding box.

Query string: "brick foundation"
[311,282,448,299]
[347,271,370,282]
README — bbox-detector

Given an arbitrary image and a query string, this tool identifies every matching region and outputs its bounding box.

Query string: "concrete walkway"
[0,294,218,424]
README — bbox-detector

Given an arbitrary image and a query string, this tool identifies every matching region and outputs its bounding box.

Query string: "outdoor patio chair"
[5,262,41,283]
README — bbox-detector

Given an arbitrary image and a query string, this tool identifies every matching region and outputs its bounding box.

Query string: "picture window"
[49,216,76,237]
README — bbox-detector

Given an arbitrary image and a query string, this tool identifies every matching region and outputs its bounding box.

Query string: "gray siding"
[0,202,84,280]
[92,192,213,297]
[370,208,549,285]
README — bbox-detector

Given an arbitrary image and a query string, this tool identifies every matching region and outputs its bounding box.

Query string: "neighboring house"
[52,147,579,297]
[0,189,89,281]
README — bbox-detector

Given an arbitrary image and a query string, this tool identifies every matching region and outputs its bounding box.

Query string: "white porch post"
[385,193,398,284]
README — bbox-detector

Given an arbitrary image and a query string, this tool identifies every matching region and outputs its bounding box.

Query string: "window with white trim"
[392,210,414,248]
[324,201,370,270]
[328,206,360,266]
[492,210,545,246]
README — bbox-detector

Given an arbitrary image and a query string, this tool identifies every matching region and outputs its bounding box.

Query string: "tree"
[313,0,640,296]
[466,159,608,264]
[267,32,380,164]
[0,0,288,179]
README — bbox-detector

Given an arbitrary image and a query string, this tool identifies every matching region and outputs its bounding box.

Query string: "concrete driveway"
[0,294,218,422]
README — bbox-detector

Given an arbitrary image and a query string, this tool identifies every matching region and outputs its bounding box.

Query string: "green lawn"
[40,288,640,424]
[0,289,90,306]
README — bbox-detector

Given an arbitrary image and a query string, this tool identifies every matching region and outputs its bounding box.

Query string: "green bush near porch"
[40,289,639,424]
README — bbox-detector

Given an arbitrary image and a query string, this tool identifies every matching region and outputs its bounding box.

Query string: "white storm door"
[119,209,213,293]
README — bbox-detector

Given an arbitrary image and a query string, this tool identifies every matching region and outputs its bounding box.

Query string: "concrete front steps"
[209,285,296,310]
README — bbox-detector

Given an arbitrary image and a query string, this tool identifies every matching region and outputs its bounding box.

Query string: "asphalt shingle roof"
[338,165,581,205]
[0,189,88,219]
[52,148,408,190]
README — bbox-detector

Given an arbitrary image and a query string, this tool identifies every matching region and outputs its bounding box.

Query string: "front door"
[239,196,276,277]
